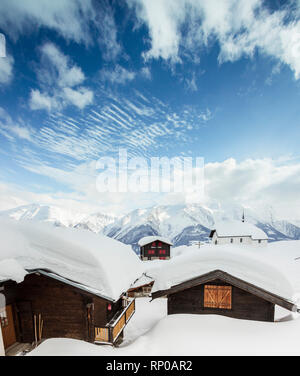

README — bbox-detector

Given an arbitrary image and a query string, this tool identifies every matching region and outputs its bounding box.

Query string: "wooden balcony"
[94,298,135,344]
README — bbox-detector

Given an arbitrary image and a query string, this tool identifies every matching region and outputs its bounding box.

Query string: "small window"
[159,257,166,260]
[230,238,233,243]
[240,238,243,243]
[258,240,261,244]
[215,240,218,245]
[159,249,166,255]
[158,242,162,248]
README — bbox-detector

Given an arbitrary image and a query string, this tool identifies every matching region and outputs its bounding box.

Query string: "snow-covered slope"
[0,204,115,233]
[2,203,300,251]
[103,204,215,250]
[103,203,300,251]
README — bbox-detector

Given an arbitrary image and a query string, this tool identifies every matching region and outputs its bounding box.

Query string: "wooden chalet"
[138,236,173,261]
[152,269,298,322]
[0,269,135,354]
[0,220,143,355]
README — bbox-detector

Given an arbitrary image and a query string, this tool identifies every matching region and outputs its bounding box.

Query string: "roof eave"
[151,269,296,312]
[26,268,117,302]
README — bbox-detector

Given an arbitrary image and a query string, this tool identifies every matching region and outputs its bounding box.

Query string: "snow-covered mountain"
[103,203,300,252]
[0,204,116,233]
[1,203,300,253]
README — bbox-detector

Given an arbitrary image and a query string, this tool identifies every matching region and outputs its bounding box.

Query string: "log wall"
[168,279,275,322]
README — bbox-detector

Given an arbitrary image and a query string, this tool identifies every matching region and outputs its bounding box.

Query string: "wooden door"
[204,285,232,309]
[1,305,17,349]
[16,301,34,343]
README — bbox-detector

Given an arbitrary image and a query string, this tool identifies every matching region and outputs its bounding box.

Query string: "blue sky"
[0,0,300,217]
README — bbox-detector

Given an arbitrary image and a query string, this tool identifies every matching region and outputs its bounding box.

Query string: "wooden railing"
[94,298,135,344]
[125,299,135,322]
[95,327,109,343]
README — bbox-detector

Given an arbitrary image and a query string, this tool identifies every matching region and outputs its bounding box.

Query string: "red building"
[138,236,173,261]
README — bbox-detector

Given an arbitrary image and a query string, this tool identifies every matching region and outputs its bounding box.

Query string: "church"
[209,219,268,246]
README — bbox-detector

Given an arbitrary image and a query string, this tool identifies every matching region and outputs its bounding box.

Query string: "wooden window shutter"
[204,285,219,308]
[204,285,232,310]
[217,286,232,309]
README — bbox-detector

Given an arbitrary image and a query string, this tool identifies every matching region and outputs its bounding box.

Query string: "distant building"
[209,221,268,246]
[138,236,173,261]
[127,274,154,297]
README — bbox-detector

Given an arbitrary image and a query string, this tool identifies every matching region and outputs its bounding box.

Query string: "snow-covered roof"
[150,243,300,304]
[129,273,154,290]
[138,236,173,247]
[0,219,143,301]
[211,221,268,240]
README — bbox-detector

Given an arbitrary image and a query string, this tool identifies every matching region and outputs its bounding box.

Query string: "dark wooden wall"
[93,296,122,327]
[167,279,275,322]
[14,274,90,342]
[141,241,171,259]
[1,273,122,344]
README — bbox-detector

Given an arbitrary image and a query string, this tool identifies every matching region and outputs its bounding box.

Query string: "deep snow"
[29,298,300,356]
[145,242,300,305]
[0,219,143,301]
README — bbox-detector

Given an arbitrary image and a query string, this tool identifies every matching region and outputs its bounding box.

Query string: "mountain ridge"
[1,203,300,253]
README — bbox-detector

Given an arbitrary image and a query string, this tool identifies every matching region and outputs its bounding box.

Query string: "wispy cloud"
[0,107,33,141]
[0,0,125,64]
[128,0,300,79]
[29,42,94,111]
[100,64,136,85]
[2,91,213,192]
[96,1,122,61]
[0,54,14,84]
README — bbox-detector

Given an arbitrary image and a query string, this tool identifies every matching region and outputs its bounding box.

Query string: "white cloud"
[128,0,300,79]
[0,55,14,84]
[63,87,94,110]
[97,4,122,61]
[6,155,300,218]
[0,180,102,214]
[0,107,32,141]
[100,64,136,84]
[141,66,151,79]
[185,72,197,91]
[29,89,55,112]
[39,43,85,88]
[0,0,122,60]
[0,0,95,45]
[204,157,300,219]
[30,43,93,111]
[129,0,185,63]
